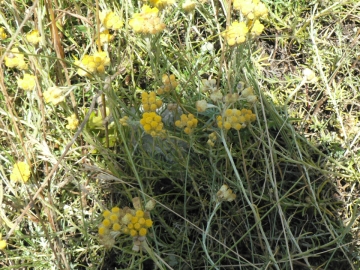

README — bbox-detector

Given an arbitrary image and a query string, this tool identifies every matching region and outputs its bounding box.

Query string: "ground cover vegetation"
[0,0,360,269]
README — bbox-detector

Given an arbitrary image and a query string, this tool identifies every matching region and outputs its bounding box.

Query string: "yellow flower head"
[75,51,110,77]
[217,108,256,130]
[139,228,147,236]
[182,0,197,13]
[201,78,217,92]
[43,87,65,105]
[17,73,36,91]
[141,91,163,112]
[4,48,28,70]
[207,132,217,147]
[145,200,156,211]
[222,21,249,46]
[120,116,129,126]
[254,2,268,18]
[140,112,165,137]
[129,5,166,34]
[65,114,79,130]
[150,0,174,10]
[251,20,264,36]
[0,234,6,250]
[233,0,268,20]
[98,30,114,45]
[175,113,198,134]
[157,74,178,94]
[195,100,208,112]
[0,27,7,40]
[101,11,123,30]
[26,30,41,45]
[217,184,236,202]
[10,161,31,183]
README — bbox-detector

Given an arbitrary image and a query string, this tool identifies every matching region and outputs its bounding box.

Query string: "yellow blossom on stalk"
[210,90,223,102]
[129,5,166,35]
[253,2,268,18]
[26,30,41,45]
[4,48,28,70]
[182,0,196,12]
[98,30,114,45]
[233,0,256,19]
[75,51,110,77]
[150,0,174,10]
[140,112,165,137]
[201,78,217,92]
[233,0,268,20]
[43,86,65,105]
[224,93,240,104]
[217,184,236,202]
[241,87,257,103]
[93,51,110,72]
[250,20,264,36]
[66,114,79,130]
[222,21,249,46]
[120,116,129,126]
[141,91,163,112]
[0,235,6,250]
[302,68,318,83]
[217,108,256,131]
[10,161,31,183]
[157,74,178,94]
[145,200,156,211]
[0,27,7,40]
[99,199,154,252]
[196,100,208,112]
[101,11,123,30]
[175,113,198,134]
[17,73,36,91]
[207,132,217,147]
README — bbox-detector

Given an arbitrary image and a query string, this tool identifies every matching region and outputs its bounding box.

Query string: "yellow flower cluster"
[99,198,155,251]
[241,87,257,103]
[201,78,217,92]
[303,68,317,84]
[217,108,256,130]
[175,114,198,134]
[4,48,28,70]
[182,0,197,13]
[0,235,6,250]
[65,114,79,130]
[141,91,163,112]
[43,87,65,105]
[75,51,110,77]
[196,100,208,112]
[26,30,41,45]
[150,0,174,10]
[223,0,268,45]
[0,27,7,39]
[250,20,265,36]
[17,73,36,91]
[157,74,178,94]
[98,30,114,46]
[10,161,31,183]
[222,21,249,46]
[129,5,166,35]
[119,116,129,126]
[217,184,236,202]
[140,112,165,137]
[207,132,217,147]
[99,207,153,238]
[233,0,268,20]
[224,93,240,104]
[100,11,123,30]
